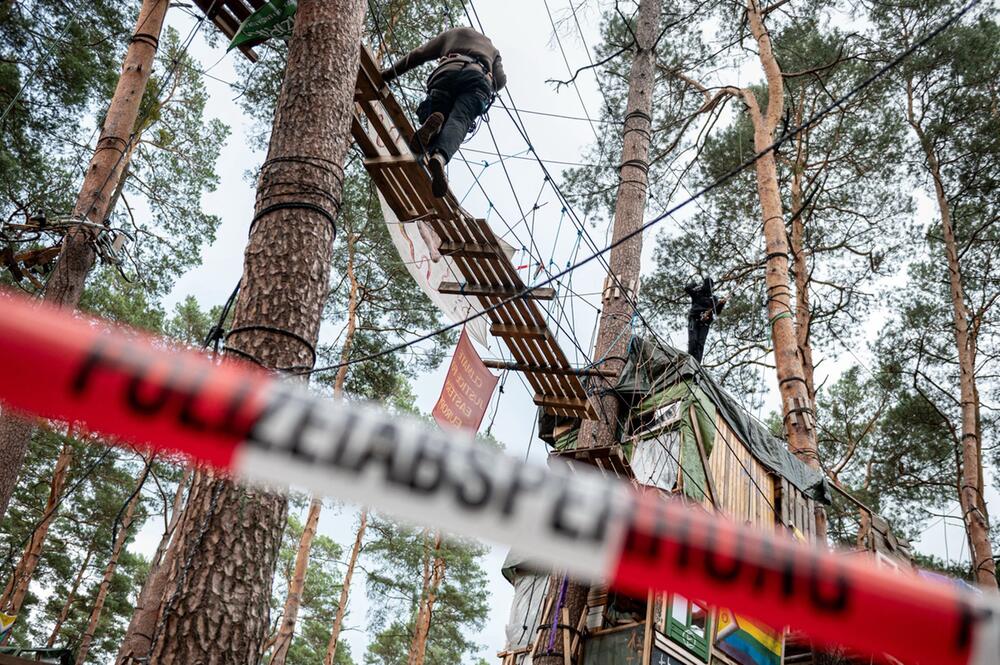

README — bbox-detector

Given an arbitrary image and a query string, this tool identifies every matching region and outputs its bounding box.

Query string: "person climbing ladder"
[380,26,507,198]
[685,275,726,363]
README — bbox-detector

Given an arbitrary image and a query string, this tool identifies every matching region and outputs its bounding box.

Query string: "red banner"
[432,327,498,432]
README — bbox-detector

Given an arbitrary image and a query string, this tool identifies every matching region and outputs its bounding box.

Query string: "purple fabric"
[546,575,568,654]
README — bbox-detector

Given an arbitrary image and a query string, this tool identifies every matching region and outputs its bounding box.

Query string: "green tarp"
[615,336,830,504]
[228,0,296,52]
[634,382,716,502]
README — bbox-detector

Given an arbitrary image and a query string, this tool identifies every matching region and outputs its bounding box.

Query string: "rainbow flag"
[715,609,782,665]
[0,612,15,641]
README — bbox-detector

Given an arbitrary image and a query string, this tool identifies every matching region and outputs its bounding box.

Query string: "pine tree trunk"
[0,0,170,524]
[407,531,434,664]
[0,438,73,617]
[268,497,322,665]
[742,0,819,469]
[323,509,367,665]
[46,540,95,648]
[146,3,366,663]
[266,211,361,665]
[75,459,151,665]
[409,533,444,665]
[787,105,816,408]
[536,1,662,662]
[115,465,193,664]
[907,103,997,588]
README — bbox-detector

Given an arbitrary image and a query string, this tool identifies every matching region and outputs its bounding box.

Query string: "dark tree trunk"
[144,2,367,662]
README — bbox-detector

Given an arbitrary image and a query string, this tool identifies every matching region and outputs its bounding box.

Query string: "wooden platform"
[191,4,597,420]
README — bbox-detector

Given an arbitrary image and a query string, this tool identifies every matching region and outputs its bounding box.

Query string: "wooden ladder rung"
[533,395,591,412]
[439,282,555,300]
[439,241,501,258]
[364,155,417,168]
[490,324,549,339]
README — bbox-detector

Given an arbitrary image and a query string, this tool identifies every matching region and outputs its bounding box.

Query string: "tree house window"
[666,595,712,662]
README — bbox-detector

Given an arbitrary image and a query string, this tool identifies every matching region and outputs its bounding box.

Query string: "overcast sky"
[120,1,987,662]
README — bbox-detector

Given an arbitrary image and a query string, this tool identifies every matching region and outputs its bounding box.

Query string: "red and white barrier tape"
[0,292,996,665]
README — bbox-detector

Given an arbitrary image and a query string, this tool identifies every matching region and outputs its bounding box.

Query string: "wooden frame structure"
[190,1,597,420]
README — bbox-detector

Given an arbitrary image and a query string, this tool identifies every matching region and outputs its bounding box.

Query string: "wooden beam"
[439,241,500,258]
[490,324,548,339]
[533,395,591,412]
[690,404,720,510]
[439,282,555,300]
[481,359,615,378]
[364,155,416,168]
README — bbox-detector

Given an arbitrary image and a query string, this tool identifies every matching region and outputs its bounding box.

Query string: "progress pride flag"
[432,328,498,432]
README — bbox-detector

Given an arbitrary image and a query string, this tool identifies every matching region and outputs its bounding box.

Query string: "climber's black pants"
[416,67,492,163]
[687,316,711,363]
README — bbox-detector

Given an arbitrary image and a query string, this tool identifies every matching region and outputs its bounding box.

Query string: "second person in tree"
[381,27,507,197]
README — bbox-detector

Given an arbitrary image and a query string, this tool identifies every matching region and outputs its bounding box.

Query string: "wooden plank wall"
[705,413,776,531]
[778,477,816,541]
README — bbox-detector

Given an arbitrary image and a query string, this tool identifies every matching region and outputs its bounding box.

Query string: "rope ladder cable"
[451,0,829,516]
[366,0,602,375]
[300,0,982,378]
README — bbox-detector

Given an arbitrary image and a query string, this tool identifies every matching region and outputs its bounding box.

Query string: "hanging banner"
[228,0,297,52]
[432,327,498,431]
[0,292,997,665]
[377,191,507,347]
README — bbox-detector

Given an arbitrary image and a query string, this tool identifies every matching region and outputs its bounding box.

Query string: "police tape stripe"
[0,292,997,665]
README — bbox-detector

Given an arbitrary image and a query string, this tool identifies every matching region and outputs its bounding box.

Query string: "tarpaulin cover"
[501,551,549,654]
[615,336,830,504]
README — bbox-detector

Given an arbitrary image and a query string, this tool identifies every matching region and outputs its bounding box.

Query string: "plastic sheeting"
[630,429,680,492]
[502,551,550,655]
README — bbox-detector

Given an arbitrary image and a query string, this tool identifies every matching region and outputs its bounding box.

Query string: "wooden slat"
[533,395,591,413]
[491,324,549,339]
[439,282,555,300]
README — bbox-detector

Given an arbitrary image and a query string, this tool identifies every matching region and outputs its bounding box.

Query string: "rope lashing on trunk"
[93,135,129,158]
[223,325,318,374]
[622,109,653,140]
[769,311,794,326]
[129,32,160,49]
[779,376,809,387]
[249,155,346,237]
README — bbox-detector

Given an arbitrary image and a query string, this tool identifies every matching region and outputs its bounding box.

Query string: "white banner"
[380,191,512,347]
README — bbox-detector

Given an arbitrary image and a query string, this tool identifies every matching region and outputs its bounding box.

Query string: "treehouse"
[499,337,914,665]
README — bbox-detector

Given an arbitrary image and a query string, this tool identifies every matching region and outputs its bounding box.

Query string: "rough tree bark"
[0,437,73,618]
[269,218,361,665]
[0,0,170,523]
[114,465,193,664]
[907,96,997,588]
[323,509,367,665]
[145,2,367,663]
[75,458,152,665]
[536,0,662,662]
